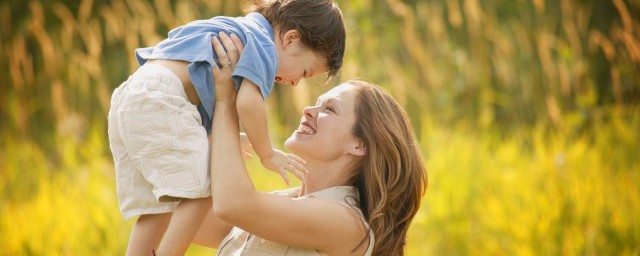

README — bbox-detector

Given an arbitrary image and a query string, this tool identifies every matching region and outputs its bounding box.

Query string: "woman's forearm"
[210,101,256,217]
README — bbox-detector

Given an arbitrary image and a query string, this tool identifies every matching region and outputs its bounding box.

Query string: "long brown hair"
[349,80,428,255]
[248,0,346,77]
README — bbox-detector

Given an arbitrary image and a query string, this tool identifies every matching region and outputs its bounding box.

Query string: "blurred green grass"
[1,0,639,255]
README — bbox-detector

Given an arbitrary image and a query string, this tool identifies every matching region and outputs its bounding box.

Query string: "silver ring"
[222,61,231,68]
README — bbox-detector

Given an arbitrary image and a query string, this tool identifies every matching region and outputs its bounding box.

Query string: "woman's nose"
[291,79,300,87]
[303,106,315,118]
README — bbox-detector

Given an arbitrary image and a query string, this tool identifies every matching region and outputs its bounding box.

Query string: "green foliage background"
[1,0,639,255]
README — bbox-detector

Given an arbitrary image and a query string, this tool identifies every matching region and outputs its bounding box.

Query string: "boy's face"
[275,30,328,87]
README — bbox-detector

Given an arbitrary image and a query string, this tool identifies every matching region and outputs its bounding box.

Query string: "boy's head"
[250,0,346,86]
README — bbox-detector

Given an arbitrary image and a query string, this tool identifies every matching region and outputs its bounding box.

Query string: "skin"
[125,213,171,255]
[194,35,370,255]
[150,29,326,182]
[129,28,327,254]
[284,84,367,192]
[272,29,328,87]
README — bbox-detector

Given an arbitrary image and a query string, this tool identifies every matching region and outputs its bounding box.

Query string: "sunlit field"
[1,0,638,255]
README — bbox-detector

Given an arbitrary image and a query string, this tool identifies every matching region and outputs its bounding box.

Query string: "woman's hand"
[211,32,244,104]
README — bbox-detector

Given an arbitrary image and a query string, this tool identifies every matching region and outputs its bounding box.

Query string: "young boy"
[107,0,345,255]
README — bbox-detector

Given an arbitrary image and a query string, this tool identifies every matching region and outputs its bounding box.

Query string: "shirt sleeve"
[231,32,277,100]
[268,187,302,198]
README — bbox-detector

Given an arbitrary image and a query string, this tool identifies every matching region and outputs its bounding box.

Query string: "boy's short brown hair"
[250,0,346,78]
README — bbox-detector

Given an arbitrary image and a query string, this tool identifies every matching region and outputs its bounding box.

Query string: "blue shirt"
[135,13,278,133]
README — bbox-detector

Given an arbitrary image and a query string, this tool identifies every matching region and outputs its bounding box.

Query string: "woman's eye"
[325,106,335,113]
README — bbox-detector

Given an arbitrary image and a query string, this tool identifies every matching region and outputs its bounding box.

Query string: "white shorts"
[108,63,210,220]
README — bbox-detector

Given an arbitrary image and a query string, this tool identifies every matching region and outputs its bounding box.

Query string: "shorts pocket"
[121,106,172,154]
[161,168,198,193]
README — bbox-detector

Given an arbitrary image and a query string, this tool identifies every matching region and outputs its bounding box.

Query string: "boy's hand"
[261,149,307,185]
[239,132,253,159]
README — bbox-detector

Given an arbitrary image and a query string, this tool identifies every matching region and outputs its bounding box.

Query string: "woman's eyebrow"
[326,98,343,107]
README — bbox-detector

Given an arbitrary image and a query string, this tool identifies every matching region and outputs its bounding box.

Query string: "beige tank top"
[216,186,375,256]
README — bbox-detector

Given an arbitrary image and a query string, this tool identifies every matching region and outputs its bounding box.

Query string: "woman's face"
[285,83,361,161]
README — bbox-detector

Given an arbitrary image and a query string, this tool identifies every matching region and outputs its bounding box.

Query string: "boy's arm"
[236,80,272,160]
[236,80,305,184]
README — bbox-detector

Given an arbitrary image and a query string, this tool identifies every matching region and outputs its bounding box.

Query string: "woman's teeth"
[298,125,315,135]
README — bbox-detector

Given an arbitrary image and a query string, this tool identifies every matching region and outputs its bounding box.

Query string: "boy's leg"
[126,213,172,256]
[157,197,212,255]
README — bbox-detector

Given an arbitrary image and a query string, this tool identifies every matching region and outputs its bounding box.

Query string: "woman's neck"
[299,158,354,196]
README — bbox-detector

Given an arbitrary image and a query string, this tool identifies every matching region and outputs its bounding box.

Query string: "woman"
[194,33,427,255]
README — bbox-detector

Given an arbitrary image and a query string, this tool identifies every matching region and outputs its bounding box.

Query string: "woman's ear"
[282,30,301,48]
[348,141,366,156]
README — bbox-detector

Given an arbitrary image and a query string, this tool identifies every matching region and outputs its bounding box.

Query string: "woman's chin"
[285,133,309,155]
[284,135,296,149]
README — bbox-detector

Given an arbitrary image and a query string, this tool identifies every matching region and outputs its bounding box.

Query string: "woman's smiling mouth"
[296,121,316,135]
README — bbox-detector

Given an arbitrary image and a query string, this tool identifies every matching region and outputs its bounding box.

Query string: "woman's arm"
[191,202,233,248]
[210,33,368,255]
[190,34,246,249]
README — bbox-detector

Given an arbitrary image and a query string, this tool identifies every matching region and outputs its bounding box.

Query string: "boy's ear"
[282,30,301,47]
